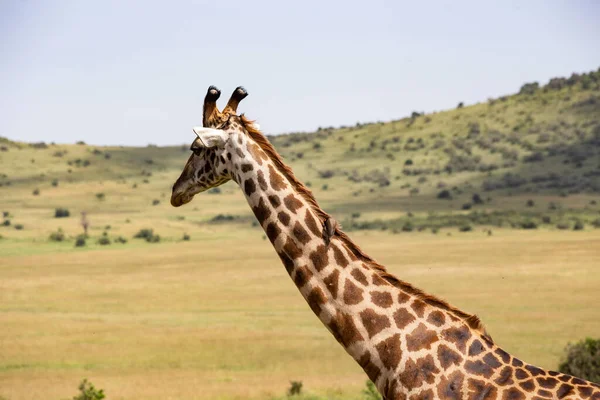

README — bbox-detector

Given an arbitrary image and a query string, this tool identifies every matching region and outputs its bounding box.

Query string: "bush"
[462,203,472,210]
[49,228,66,242]
[97,235,111,245]
[404,159,413,166]
[472,193,484,205]
[55,208,70,218]
[401,221,414,232]
[75,235,86,247]
[558,338,600,384]
[520,220,538,229]
[556,223,570,230]
[182,233,190,241]
[134,228,160,243]
[437,190,452,200]
[72,378,106,400]
[32,188,40,196]
[115,236,128,244]
[95,193,105,201]
[152,199,160,206]
[592,218,600,228]
[287,381,303,396]
[573,221,585,231]
[459,225,472,232]
[526,199,535,207]
[208,187,221,194]
[2,219,10,227]
[14,224,23,230]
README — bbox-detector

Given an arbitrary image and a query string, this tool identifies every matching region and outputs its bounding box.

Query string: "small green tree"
[72,378,105,400]
[558,338,600,384]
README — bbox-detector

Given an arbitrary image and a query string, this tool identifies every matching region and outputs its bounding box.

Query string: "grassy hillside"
[1,69,600,400]
[1,68,599,250]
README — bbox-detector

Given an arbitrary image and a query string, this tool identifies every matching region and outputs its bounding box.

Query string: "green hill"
[1,68,599,252]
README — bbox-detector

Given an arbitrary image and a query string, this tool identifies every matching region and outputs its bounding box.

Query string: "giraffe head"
[170,86,254,207]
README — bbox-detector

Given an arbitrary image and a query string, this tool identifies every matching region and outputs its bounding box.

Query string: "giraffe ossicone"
[171,85,600,400]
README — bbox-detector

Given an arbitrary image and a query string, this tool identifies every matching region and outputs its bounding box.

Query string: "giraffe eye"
[192,149,202,156]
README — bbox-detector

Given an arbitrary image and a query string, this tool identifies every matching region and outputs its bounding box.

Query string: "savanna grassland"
[1,69,599,399]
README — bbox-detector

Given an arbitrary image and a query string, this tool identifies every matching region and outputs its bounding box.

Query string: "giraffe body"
[171,87,600,400]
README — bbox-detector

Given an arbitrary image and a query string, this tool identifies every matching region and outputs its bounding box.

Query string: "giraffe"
[170,86,600,400]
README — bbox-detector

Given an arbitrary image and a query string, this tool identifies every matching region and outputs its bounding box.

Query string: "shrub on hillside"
[520,220,538,230]
[32,188,40,196]
[287,381,303,396]
[72,378,105,400]
[437,190,452,200]
[558,338,600,384]
[14,223,23,230]
[95,193,105,201]
[115,236,128,244]
[51,179,59,187]
[2,219,11,227]
[152,199,160,206]
[573,221,585,231]
[182,233,190,241]
[55,208,70,218]
[459,225,473,232]
[134,228,160,243]
[75,235,86,247]
[49,228,65,242]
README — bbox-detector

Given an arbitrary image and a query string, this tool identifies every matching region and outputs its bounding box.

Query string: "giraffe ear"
[192,127,228,148]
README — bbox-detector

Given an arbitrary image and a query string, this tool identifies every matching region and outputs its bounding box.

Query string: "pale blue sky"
[1,1,599,146]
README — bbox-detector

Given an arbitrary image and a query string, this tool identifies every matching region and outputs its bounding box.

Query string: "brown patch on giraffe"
[398,292,411,304]
[512,358,524,367]
[294,265,312,287]
[307,287,326,316]
[323,270,340,299]
[343,278,364,305]
[283,237,302,260]
[400,355,439,389]
[393,308,416,330]
[410,299,426,318]
[235,147,245,158]
[502,387,526,400]
[578,386,593,398]
[265,222,281,243]
[557,384,574,399]
[558,374,571,383]
[427,310,446,327]
[409,389,434,400]
[332,244,349,267]
[284,194,303,213]
[256,170,268,191]
[247,142,266,165]
[360,308,391,338]
[571,377,587,385]
[292,221,311,245]
[268,164,287,191]
[496,348,511,364]
[406,323,439,352]
[437,344,463,369]
[525,365,545,377]
[244,179,256,196]
[304,211,321,236]
[518,379,535,391]
[241,163,253,173]
[240,116,492,340]
[372,273,388,286]
[351,268,368,286]
[467,378,497,400]
[495,366,515,386]
[468,340,485,357]
[437,371,464,400]
[335,312,364,346]
[309,245,329,271]
[280,254,295,275]
[515,369,529,380]
[537,389,553,398]
[268,194,281,208]
[251,197,271,223]
[441,325,472,353]
[371,291,393,308]
[464,359,494,378]
[358,352,381,384]
[536,377,559,390]
[483,352,502,369]
[278,211,291,226]
[375,334,403,371]
[383,379,403,400]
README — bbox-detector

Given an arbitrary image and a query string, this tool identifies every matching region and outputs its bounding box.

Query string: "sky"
[1,1,599,146]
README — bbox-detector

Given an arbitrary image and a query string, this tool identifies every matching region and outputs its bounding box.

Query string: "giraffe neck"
[224,130,600,400]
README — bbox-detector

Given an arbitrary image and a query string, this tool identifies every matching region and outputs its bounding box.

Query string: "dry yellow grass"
[1,229,599,400]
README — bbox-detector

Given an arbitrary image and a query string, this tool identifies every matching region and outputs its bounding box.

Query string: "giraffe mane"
[240,115,492,342]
